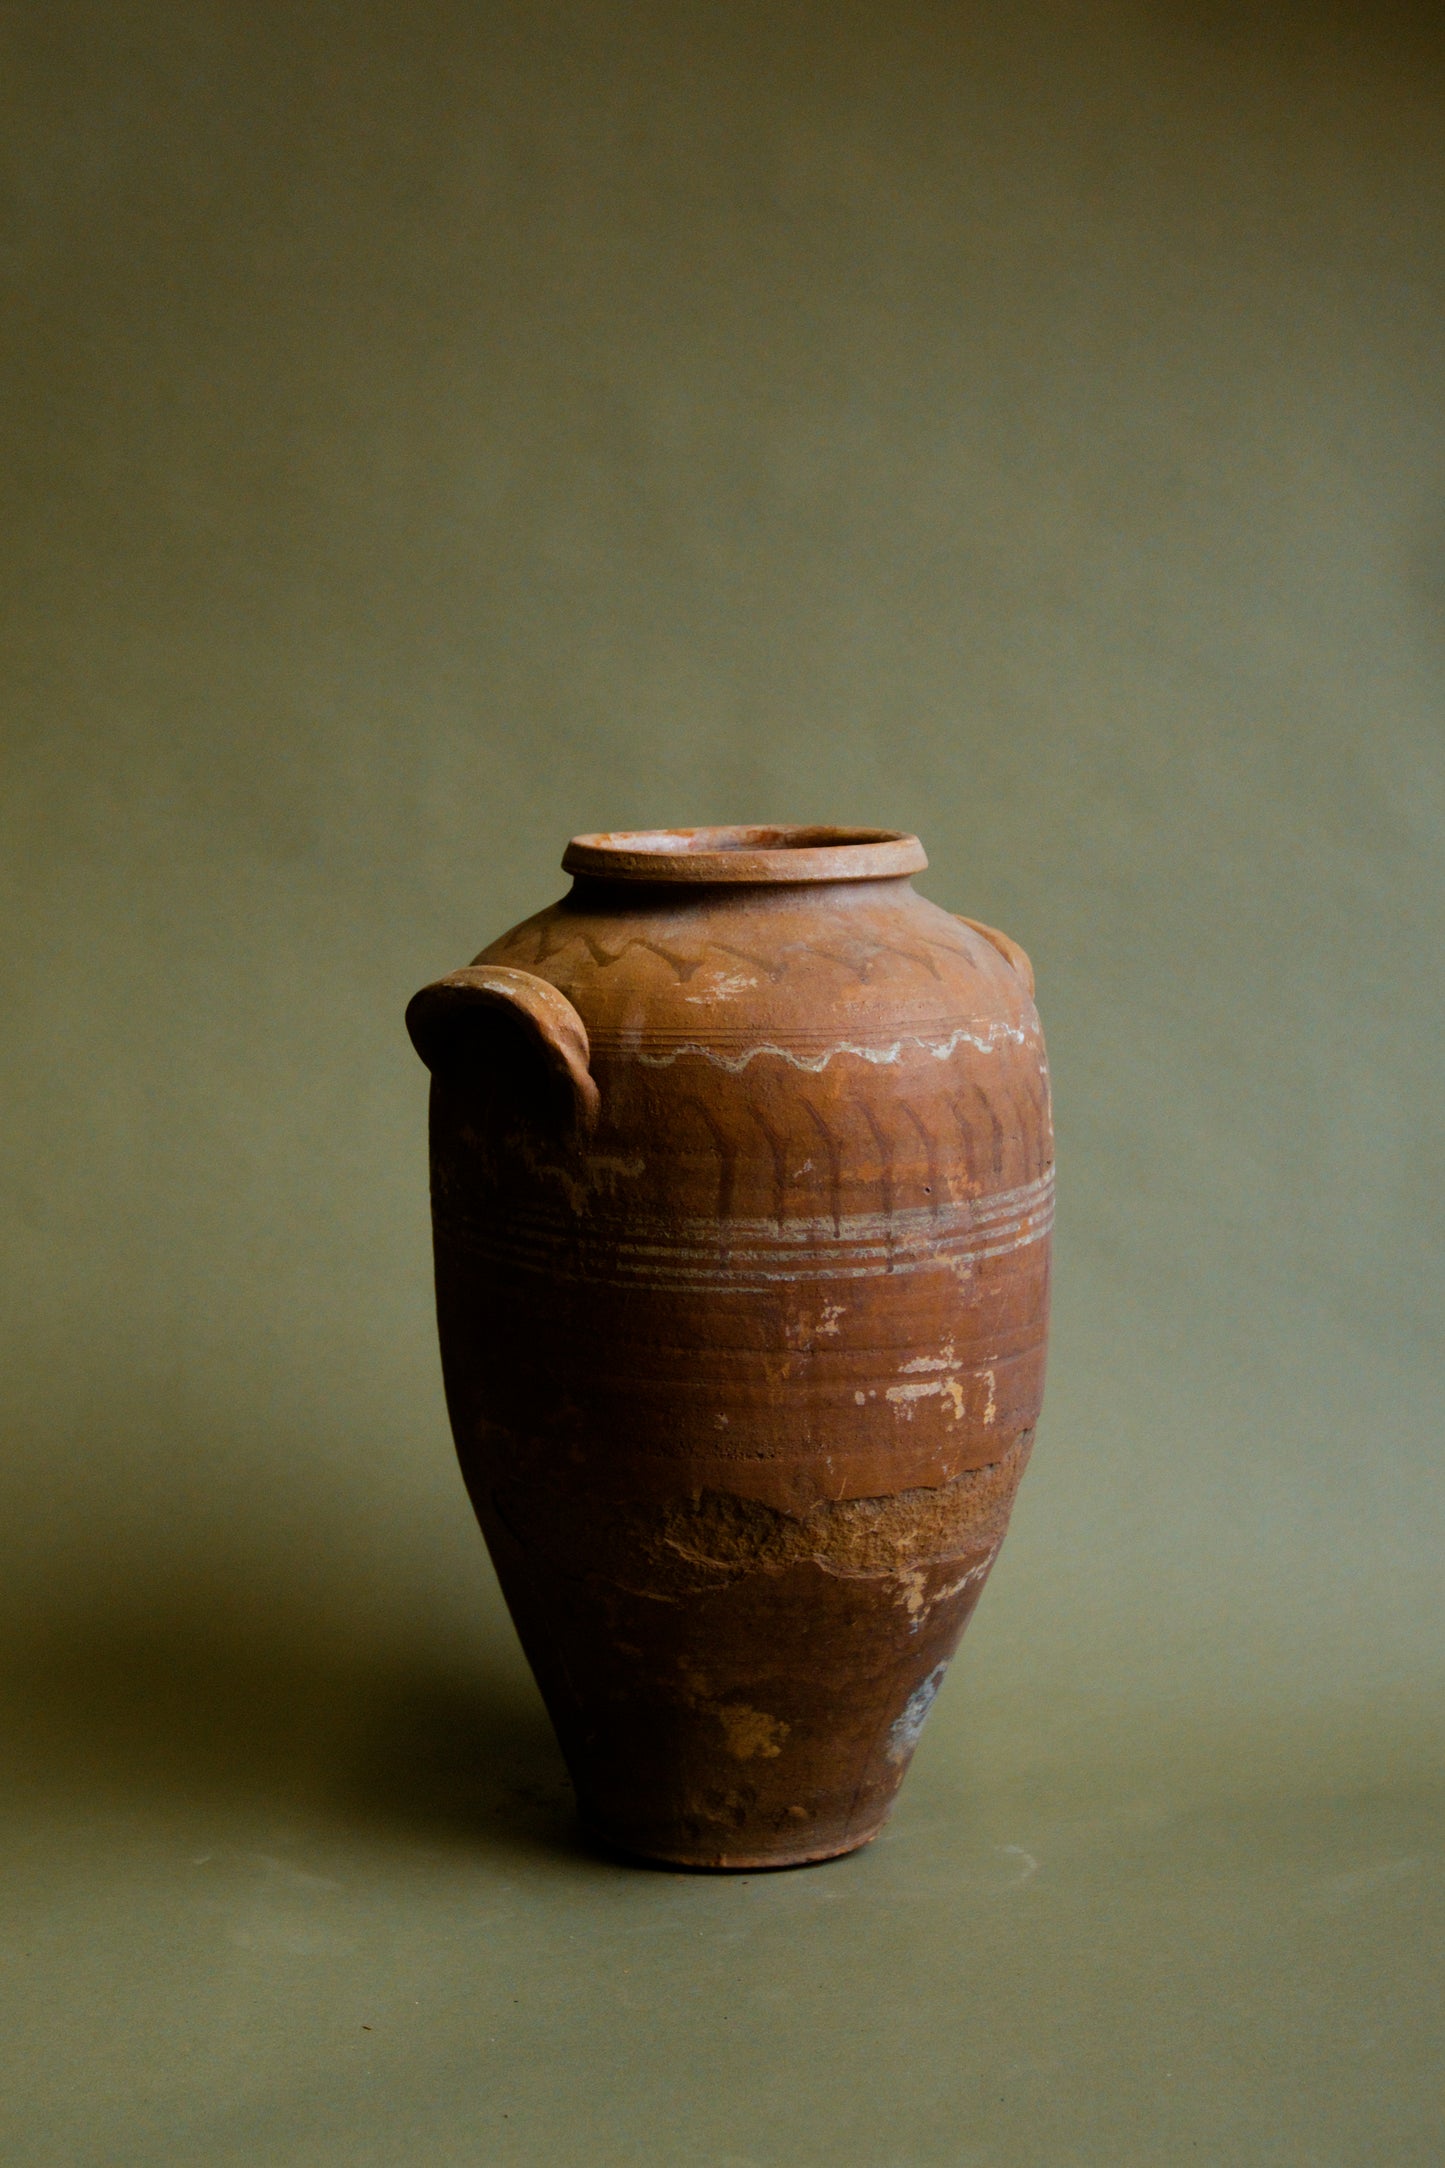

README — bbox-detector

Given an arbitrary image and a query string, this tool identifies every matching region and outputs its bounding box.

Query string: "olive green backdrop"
[3,2,1442,2161]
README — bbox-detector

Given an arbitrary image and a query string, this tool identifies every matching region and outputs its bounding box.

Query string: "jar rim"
[562,826,927,885]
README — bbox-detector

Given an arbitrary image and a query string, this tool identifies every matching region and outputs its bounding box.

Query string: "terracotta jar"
[406,827,1052,1868]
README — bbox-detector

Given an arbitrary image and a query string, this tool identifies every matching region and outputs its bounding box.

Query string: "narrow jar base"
[581,1816,890,1873]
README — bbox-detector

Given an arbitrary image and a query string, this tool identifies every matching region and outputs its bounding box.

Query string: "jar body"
[414,837,1052,1868]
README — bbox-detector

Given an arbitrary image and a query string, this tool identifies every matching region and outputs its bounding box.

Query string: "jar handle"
[956,916,1035,998]
[405,965,600,1132]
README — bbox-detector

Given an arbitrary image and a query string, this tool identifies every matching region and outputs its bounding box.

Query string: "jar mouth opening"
[562,826,927,885]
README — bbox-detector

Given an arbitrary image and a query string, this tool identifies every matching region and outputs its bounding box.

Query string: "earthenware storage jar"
[406,827,1052,1868]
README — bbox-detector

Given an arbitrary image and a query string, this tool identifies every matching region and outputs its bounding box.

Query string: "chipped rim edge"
[562,825,927,885]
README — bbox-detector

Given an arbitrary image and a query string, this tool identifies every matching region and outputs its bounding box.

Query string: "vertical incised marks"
[967,1079,1005,1180]
[750,1105,790,1232]
[947,1096,976,1191]
[901,1102,941,1216]
[801,1099,844,1237]
[855,1098,896,1259]
[1021,1059,1054,1170]
[680,1094,737,1230]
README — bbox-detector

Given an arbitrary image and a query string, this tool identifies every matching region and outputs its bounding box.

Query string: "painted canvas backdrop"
[2,3,1442,2160]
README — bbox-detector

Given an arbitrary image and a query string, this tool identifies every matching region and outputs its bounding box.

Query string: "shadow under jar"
[406,826,1053,1868]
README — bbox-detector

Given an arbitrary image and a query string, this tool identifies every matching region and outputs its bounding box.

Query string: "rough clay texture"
[408,828,1052,1868]
[659,1429,1031,1583]
[488,1428,1032,1603]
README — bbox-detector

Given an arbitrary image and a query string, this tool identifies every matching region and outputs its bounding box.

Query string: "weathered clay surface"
[407,826,1052,1868]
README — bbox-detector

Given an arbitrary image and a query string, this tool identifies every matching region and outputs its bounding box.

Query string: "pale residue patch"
[784,1300,848,1350]
[886,1376,966,1420]
[683,970,761,1005]
[935,1554,994,1604]
[899,1339,957,1374]
[886,1662,949,1764]
[895,1549,995,1631]
[716,1705,790,1760]
[897,1569,927,1622]
[512,1143,647,1215]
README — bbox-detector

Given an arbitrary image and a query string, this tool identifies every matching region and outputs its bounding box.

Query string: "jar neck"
[560,826,927,887]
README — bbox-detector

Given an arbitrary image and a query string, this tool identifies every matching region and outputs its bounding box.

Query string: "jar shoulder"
[475,883,1036,1047]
